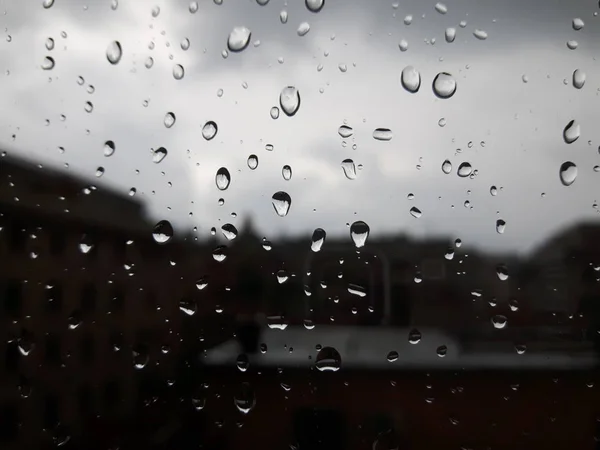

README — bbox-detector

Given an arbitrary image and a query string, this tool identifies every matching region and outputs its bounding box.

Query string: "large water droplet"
[41,56,55,70]
[408,329,422,344]
[401,66,421,93]
[572,17,585,31]
[247,154,258,170]
[43,0,54,8]
[152,147,167,163]
[202,121,218,140]
[234,382,256,414]
[445,27,456,43]
[563,120,580,144]
[559,161,577,186]
[573,69,586,89]
[306,0,324,12]
[338,125,353,138]
[409,207,422,218]
[433,72,456,98]
[106,41,122,65]
[496,264,509,281]
[350,221,370,248]
[272,191,292,217]
[221,223,238,241]
[297,22,311,36]
[315,346,341,372]
[189,1,198,13]
[311,228,326,252]
[457,162,472,177]
[441,160,452,174]
[434,2,448,14]
[227,27,251,52]
[103,140,115,157]
[387,351,399,362]
[279,86,301,116]
[181,38,190,51]
[216,167,231,191]
[164,112,176,128]
[153,220,173,244]
[212,245,227,262]
[280,10,288,24]
[373,128,393,141]
[473,29,488,40]
[173,64,185,80]
[282,165,292,180]
[496,219,506,234]
[492,314,507,329]
[341,159,357,180]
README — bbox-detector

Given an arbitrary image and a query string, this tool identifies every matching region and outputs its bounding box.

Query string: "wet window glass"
[1,0,600,448]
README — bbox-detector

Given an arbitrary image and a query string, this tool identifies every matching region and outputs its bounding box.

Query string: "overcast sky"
[1,0,599,255]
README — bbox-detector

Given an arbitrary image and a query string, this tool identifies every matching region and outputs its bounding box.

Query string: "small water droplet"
[212,245,227,262]
[572,69,586,89]
[84,101,93,113]
[216,167,231,191]
[111,0,118,10]
[173,64,185,79]
[189,1,198,13]
[43,0,54,8]
[338,125,353,138]
[280,10,288,23]
[103,141,115,157]
[247,154,258,170]
[373,128,393,141]
[270,106,280,119]
[496,219,506,234]
[491,314,507,329]
[145,57,154,69]
[341,159,357,180]
[404,14,413,25]
[95,167,104,177]
[221,223,238,241]
[445,27,456,43]
[559,161,577,186]
[265,144,274,151]
[234,382,256,414]
[297,22,311,36]
[398,39,408,51]
[496,264,509,281]
[387,351,399,362]
[563,120,580,144]
[152,220,173,244]
[409,207,422,218]
[79,234,94,254]
[572,17,584,31]
[164,112,176,128]
[152,147,167,163]
[281,165,292,181]
[45,37,55,51]
[315,346,341,371]
[567,40,578,50]
[490,185,497,196]
[436,345,447,357]
[279,86,301,116]
[181,37,190,51]
[457,162,472,177]
[408,329,422,344]
[272,191,292,217]
[202,121,218,140]
[151,5,160,17]
[306,0,324,13]
[227,27,251,52]
[311,228,326,252]
[473,29,488,40]
[441,160,452,174]
[434,2,447,14]
[433,72,456,98]
[133,346,149,369]
[350,221,370,248]
[106,41,122,64]
[41,56,55,70]
[401,66,421,93]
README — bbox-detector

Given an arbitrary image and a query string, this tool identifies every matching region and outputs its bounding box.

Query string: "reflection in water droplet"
[492,315,508,329]
[435,2,448,14]
[270,106,280,119]
[173,64,185,80]
[457,162,472,177]
[279,86,301,116]
[445,27,456,43]
[563,120,580,144]
[341,159,357,180]
[559,161,577,186]
[164,112,176,128]
[106,41,122,64]
[202,121,218,140]
[234,382,256,414]
[216,168,231,191]
[409,207,422,218]
[401,66,421,93]
[373,128,393,141]
[441,160,452,174]
[496,264,509,281]
[297,22,311,36]
[212,245,227,262]
[221,223,238,241]
[387,351,399,362]
[282,165,292,180]
[306,0,324,12]
[311,228,326,252]
[433,72,456,98]
[41,56,55,70]
[152,220,173,244]
[247,154,258,170]
[152,147,167,163]
[350,221,370,248]
[338,125,353,138]
[573,17,585,31]
[573,69,586,89]
[473,29,488,40]
[272,191,292,217]
[227,27,251,52]
[496,219,506,234]
[315,346,341,372]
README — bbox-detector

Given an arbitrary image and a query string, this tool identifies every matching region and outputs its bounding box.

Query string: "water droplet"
[227,27,251,52]
[101,141,115,157]
[567,40,578,50]
[280,10,288,24]
[272,191,292,217]
[341,159,357,180]
[84,101,93,113]
[473,29,488,40]
[279,86,301,116]
[221,223,238,241]
[387,351,399,362]
[350,221,370,248]
[490,185,497,196]
[338,125,353,138]
[236,353,250,372]
[256,0,270,5]
[265,144,274,151]
[515,344,527,355]
[179,299,196,316]
[445,27,456,43]
[151,5,160,17]
[43,0,54,8]
[152,147,167,163]
[270,106,280,119]
[145,56,154,69]
[189,1,198,13]
[173,64,184,80]
[373,128,393,141]
[45,37,55,51]
[133,346,149,369]
[457,162,472,177]
[216,167,231,191]
[202,121,218,140]
[401,66,420,93]
[234,382,256,414]
[573,17,584,31]
[181,37,190,51]
[398,39,408,51]
[79,234,94,254]
[95,167,104,178]
[282,165,292,181]
[406,329,421,344]
[111,0,119,10]
[41,56,55,70]
[434,2,447,14]
[297,22,311,36]
[212,245,227,262]
[311,228,326,252]
[433,72,456,98]
[404,14,413,25]
[436,345,447,357]
[559,161,577,186]
[164,112,176,128]
[152,220,173,244]
[247,154,258,170]
[106,41,122,64]
[315,346,341,371]
[496,219,506,234]
[409,207,422,218]
[492,314,507,329]
[563,120,580,144]
[306,0,324,12]
[496,264,509,281]
[441,160,452,174]
[572,69,586,90]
